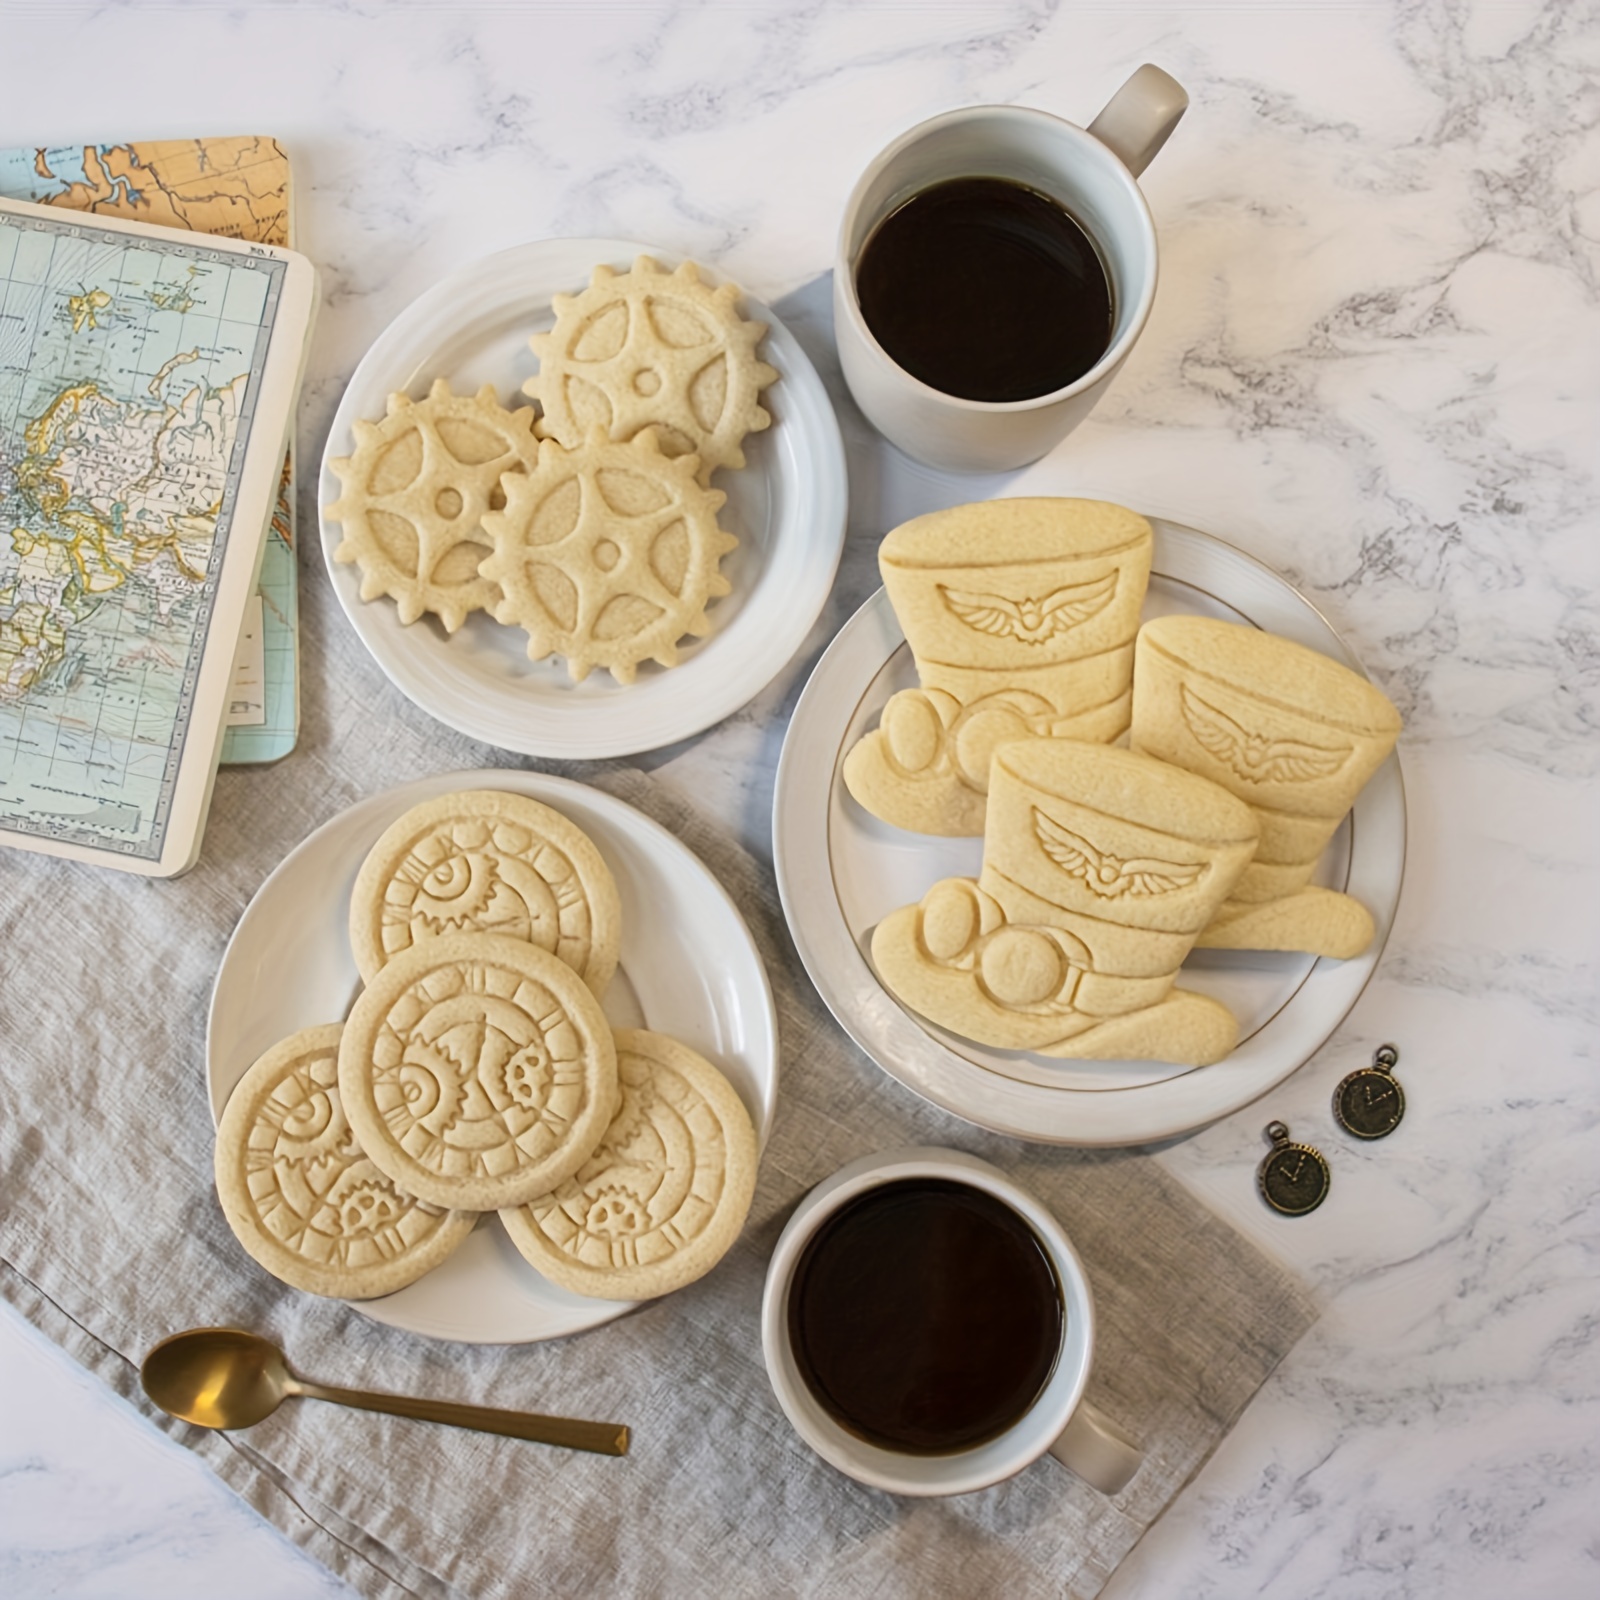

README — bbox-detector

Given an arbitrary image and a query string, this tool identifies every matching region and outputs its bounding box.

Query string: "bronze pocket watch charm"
[1257,1122,1331,1216]
[1333,1044,1406,1140]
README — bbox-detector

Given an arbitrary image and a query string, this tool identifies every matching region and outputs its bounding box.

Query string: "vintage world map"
[0,180,287,859]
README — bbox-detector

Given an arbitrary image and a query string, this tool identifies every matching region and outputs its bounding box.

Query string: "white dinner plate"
[773,520,1406,1147]
[207,769,778,1343]
[319,238,847,759]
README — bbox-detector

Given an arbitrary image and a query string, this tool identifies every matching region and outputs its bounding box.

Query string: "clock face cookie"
[214,1024,474,1300]
[338,935,619,1212]
[500,1028,757,1301]
[349,788,621,995]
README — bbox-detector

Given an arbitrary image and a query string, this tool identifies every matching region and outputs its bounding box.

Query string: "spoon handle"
[291,1379,629,1456]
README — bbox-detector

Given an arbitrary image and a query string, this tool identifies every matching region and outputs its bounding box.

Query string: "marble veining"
[2,2,1597,1598]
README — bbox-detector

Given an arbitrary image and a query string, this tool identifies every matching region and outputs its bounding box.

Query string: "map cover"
[0,197,315,872]
[0,137,300,766]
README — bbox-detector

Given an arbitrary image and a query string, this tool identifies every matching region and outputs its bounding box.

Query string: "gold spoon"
[141,1328,629,1456]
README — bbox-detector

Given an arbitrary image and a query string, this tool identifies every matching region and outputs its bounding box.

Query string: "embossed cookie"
[214,1024,474,1300]
[338,934,619,1211]
[500,1029,758,1301]
[479,427,738,683]
[349,789,621,996]
[523,255,778,480]
[1131,615,1402,958]
[844,499,1152,836]
[871,740,1259,1065]
[325,379,541,632]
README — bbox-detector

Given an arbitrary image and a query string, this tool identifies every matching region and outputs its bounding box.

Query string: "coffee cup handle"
[1047,1399,1143,1496]
[1085,64,1189,178]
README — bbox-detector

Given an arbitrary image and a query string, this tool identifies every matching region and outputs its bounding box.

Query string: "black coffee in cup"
[787,1177,1063,1454]
[854,176,1113,403]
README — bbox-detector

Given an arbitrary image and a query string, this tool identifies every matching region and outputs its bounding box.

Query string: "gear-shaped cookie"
[480,427,738,684]
[326,379,540,631]
[523,256,778,480]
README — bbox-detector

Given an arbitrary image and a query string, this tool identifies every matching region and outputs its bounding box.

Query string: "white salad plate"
[208,769,778,1343]
[319,238,847,759]
[773,520,1406,1147]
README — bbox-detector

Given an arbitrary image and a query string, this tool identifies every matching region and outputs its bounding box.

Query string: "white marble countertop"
[3,2,1596,1595]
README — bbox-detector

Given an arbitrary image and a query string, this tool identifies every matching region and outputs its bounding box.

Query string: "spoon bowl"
[140,1327,629,1455]
[142,1327,292,1429]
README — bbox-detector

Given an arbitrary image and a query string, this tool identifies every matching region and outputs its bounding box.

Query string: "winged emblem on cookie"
[1180,686,1349,784]
[940,572,1117,644]
[1033,810,1205,898]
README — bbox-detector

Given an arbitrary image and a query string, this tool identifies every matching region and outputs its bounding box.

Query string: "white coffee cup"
[833,65,1188,473]
[761,1147,1142,1497]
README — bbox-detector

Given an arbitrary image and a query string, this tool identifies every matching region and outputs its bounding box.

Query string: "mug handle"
[1086,64,1189,178]
[1048,1398,1143,1496]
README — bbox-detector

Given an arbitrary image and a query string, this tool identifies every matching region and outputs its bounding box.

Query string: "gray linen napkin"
[0,758,1316,1598]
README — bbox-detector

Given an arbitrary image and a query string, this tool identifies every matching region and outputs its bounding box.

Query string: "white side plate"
[208,770,778,1343]
[319,238,847,758]
[773,520,1405,1147]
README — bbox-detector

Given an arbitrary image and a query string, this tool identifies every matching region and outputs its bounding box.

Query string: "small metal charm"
[1333,1044,1407,1140]
[1257,1122,1331,1216]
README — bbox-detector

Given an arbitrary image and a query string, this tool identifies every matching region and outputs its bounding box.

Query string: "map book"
[0,136,301,766]
[0,195,316,874]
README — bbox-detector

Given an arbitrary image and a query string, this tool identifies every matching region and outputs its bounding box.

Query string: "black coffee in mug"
[854,175,1114,403]
[787,1178,1063,1454]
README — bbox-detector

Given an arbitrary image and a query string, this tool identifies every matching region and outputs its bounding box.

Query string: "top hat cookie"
[1131,616,1401,957]
[845,499,1153,836]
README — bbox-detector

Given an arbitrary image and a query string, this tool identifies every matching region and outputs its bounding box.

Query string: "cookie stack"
[843,498,1402,1067]
[214,790,758,1304]
[324,256,776,684]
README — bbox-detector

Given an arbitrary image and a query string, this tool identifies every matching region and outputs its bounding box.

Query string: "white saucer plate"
[208,769,778,1343]
[319,239,847,759]
[773,520,1406,1147]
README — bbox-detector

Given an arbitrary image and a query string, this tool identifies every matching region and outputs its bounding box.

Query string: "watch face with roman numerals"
[1334,1066,1406,1139]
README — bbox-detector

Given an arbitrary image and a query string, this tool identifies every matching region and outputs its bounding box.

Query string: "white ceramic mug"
[761,1147,1142,1497]
[833,65,1188,473]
